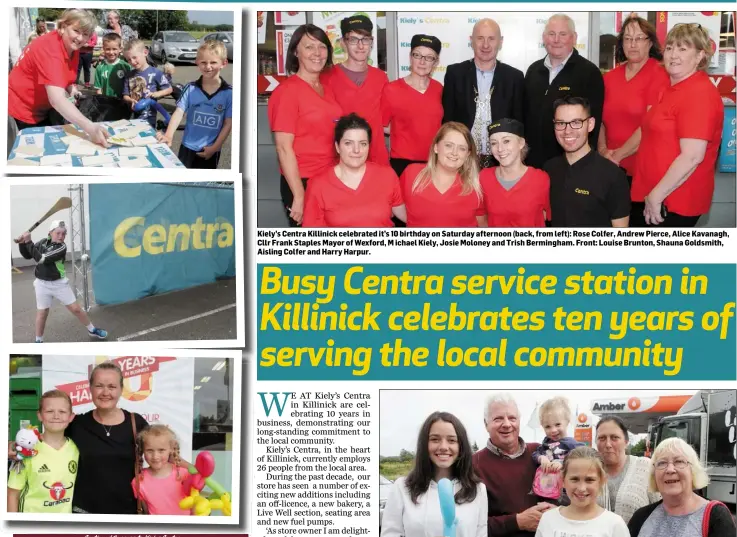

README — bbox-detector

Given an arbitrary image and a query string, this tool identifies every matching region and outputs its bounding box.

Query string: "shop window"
[192,358,233,451]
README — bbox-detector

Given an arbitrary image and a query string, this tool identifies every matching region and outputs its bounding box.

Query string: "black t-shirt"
[65,410,148,514]
[544,150,631,227]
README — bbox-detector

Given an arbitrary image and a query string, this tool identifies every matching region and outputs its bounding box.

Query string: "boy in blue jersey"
[122,39,172,129]
[157,40,233,169]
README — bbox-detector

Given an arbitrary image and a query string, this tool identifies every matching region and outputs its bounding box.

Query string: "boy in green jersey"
[8,390,79,513]
[94,33,131,98]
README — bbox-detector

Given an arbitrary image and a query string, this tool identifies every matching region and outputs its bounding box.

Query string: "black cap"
[341,15,373,36]
[411,34,442,56]
[488,118,525,138]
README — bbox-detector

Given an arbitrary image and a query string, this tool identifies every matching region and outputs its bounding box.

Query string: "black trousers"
[178,145,220,169]
[389,157,424,179]
[629,202,700,228]
[77,52,93,84]
[280,175,309,227]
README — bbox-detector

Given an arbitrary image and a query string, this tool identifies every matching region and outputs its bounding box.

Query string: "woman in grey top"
[595,416,660,523]
[628,437,735,537]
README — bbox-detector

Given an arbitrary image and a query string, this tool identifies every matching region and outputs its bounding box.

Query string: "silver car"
[150,31,199,64]
[201,31,234,62]
[379,475,393,528]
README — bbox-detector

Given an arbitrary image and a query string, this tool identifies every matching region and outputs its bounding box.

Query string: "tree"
[472,441,479,452]
[115,10,190,39]
[630,438,647,457]
[399,449,415,462]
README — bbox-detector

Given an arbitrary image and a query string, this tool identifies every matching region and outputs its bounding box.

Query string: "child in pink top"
[132,424,191,515]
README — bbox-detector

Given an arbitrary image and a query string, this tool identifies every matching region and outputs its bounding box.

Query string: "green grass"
[380,460,414,481]
[189,31,209,39]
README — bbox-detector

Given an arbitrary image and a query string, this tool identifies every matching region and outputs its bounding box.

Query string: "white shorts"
[33,278,77,310]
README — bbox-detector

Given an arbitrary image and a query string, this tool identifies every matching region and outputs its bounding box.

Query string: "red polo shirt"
[632,71,724,216]
[602,58,670,175]
[400,163,484,227]
[9,31,79,124]
[480,167,550,227]
[382,78,444,161]
[303,162,402,227]
[323,65,389,165]
[268,75,343,179]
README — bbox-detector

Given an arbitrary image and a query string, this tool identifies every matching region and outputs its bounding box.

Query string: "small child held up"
[157,39,232,169]
[131,424,190,515]
[94,33,131,98]
[122,39,172,129]
[535,447,629,537]
[7,390,79,513]
[532,396,584,503]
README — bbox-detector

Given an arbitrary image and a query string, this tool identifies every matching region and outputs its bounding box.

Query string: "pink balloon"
[195,451,215,478]
[191,475,206,491]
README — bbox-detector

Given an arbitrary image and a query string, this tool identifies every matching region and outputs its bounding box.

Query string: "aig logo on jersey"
[43,481,73,506]
[193,111,222,130]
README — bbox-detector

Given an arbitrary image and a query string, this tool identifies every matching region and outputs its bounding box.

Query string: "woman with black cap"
[382,34,444,178]
[480,118,550,227]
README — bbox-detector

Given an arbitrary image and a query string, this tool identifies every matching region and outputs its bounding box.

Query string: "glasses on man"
[411,52,438,63]
[346,36,374,46]
[623,36,649,44]
[553,118,590,131]
[654,459,690,471]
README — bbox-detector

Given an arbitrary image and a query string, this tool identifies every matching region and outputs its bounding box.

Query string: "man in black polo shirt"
[544,96,630,227]
[524,14,604,168]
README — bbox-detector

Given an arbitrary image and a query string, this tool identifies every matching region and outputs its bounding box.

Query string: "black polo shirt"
[544,150,630,227]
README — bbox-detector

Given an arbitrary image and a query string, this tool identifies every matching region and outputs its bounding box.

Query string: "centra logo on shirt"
[43,481,73,505]
[574,188,590,195]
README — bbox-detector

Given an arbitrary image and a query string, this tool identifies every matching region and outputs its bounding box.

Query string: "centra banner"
[89,183,236,305]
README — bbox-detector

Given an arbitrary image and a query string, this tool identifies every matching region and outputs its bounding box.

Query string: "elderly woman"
[480,118,550,227]
[599,15,669,185]
[9,362,147,514]
[631,23,724,227]
[628,438,735,536]
[303,113,405,227]
[400,122,486,227]
[8,8,110,146]
[103,10,137,46]
[268,24,343,227]
[595,416,660,523]
[382,34,444,178]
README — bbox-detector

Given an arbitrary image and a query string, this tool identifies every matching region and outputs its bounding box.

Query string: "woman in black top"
[65,361,148,514]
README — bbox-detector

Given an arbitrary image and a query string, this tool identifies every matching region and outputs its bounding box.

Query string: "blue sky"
[187,10,234,26]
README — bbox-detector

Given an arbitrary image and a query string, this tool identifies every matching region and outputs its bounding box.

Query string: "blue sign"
[89,183,235,305]
[258,263,736,381]
[718,105,735,173]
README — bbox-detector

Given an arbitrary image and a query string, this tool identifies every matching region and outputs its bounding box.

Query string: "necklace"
[102,424,113,437]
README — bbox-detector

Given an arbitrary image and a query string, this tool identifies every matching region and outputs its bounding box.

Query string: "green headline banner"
[257,263,736,381]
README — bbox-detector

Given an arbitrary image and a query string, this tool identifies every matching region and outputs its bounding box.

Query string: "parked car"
[45,21,57,31]
[150,31,199,64]
[201,31,234,62]
[379,475,393,528]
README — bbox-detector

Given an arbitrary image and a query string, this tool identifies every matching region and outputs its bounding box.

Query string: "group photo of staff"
[7,6,237,171]
[256,11,736,229]
[379,389,736,537]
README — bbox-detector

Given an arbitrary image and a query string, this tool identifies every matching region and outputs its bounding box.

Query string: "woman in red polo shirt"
[400,122,485,227]
[268,24,343,226]
[8,9,110,147]
[599,16,669,186]
[632,24,724,227]
[382,34,444,178]
[480,118,550,227]
[303,113,405,227]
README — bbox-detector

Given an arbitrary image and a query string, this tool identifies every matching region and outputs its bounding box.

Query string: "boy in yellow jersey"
[7,390,79,513]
